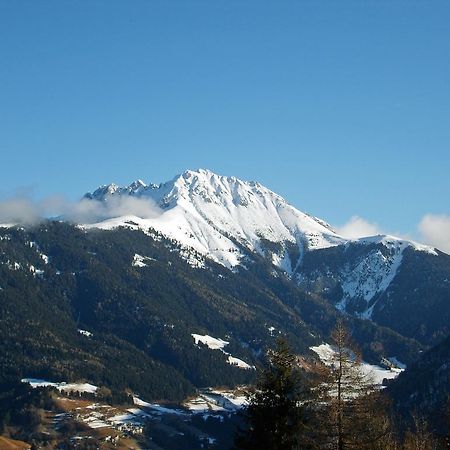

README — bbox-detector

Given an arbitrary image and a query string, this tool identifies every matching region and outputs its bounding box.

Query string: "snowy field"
[21,378,98,394]
[310,343,404,385]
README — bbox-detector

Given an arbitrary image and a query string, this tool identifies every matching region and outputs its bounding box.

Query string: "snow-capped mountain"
[83,169,448,340]
[84,169,346,270]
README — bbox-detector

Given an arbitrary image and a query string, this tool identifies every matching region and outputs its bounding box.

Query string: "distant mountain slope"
[297,239,450,345]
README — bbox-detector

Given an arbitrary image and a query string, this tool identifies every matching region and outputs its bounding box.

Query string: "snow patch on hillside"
[109,408,152,425]
[338,249,404,318]
[29,265,44,277]
[78,329,93,337]
[132,253,156,267]
[27,241,50,264]
[337,237,434,318]
[310,344,403,385]
[192,334,229,350]
[227,355,255,370]
[271,251,292,273]
[191,333,254,370]
[22,378,98,394]
[184,388,247,414]
[5,261,22,270]
[356,235,437,256]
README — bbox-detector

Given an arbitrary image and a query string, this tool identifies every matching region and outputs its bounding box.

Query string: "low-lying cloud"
[0,195,162,225]
[335,215,382,239]
[63,196,162,223]
[0,197,42,224]
[418,214,450,254]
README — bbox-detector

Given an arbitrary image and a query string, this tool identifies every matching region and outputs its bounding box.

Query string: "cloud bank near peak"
[63,196,162,223]
[418,214,450,254]
[0,194,162,225]
[0,197,42,225]
[335,215,382,239]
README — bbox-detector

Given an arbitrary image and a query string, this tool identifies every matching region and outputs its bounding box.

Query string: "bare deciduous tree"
[314,320,393,450]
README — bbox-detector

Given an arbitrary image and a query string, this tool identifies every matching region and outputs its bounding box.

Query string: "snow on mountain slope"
[338,237,437,318]
[82,169,438,284]
[297,234,440,319]
[337,244,404,318]
[355,235,437,256]
[83,169,345,269]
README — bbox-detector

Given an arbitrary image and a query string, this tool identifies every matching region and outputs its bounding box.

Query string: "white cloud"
[335,215,382,239]
[418,214,450,254]
[64,196,162,223]
[0,197,41,224]
[0,195,162,225]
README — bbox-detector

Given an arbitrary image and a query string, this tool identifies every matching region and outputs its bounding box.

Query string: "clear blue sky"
[1,0,449,235]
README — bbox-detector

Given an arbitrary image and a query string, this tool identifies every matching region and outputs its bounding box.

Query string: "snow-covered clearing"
[310,343,404,385]
[21,378,98,394]
[227,355,254,370]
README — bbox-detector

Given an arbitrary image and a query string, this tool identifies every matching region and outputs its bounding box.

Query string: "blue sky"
[1,1,449,241]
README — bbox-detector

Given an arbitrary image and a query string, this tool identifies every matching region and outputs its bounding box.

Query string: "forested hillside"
[0,222,423,401]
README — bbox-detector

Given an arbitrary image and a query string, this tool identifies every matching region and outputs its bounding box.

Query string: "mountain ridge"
[83,169,346,270]
[83,169,437,265]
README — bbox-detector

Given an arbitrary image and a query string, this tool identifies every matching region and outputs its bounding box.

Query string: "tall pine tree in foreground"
[234,338,312,450]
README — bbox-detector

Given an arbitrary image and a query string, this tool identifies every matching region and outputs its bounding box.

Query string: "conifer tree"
[234,338,312,450]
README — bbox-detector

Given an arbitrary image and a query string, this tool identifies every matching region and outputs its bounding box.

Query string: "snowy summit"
[83,169,436,273]
[83,169,346,269]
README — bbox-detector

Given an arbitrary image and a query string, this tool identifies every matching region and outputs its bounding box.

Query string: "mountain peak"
[83,169,344,269]
[84,183,120,200]
[128,179,147,190]
[177,169,261,188]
